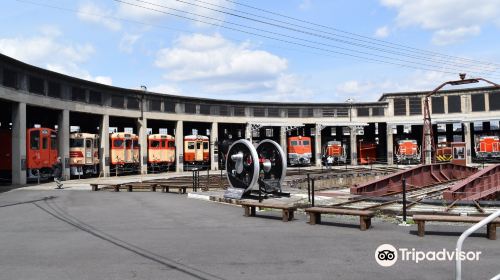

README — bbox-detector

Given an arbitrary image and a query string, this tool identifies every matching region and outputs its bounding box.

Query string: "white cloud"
[153,33,313,101]
[149,84,183,95]
[119,33,142,53]
[432,26,481,45]
[116,0,231,27]
[0,26,111,85]
[380,0,500,44]
[299,0,312,11]
[155,33,287,82]
[334,70,474,101]
[374,26,390,38]
[77,2,121,31]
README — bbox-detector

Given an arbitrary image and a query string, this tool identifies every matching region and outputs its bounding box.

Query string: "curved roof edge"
[0,53,388,107]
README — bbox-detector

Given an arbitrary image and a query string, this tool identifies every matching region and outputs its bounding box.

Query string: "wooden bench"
[90,183,124,192]
[157,184,189,194]
[122,183,160,192]
[413,215,500,240]
[305,207,374,231]
[239,201,297,222]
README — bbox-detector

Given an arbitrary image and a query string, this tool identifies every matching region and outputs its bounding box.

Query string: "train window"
[70,139,84,148]
[113,140,123,148]
[168,141,175,148]
[265,128,273,137]
[125,140,132,148]
[291,141,298,146]
[94,139,99,148]
[303,140,310,146]
[132,140,138,147]
[187,142,195,150]
[197,142,201,149]
[86,139,92,148]
[51,137,57,150]
[203,142,209,149]
[30,130,40,150]
[161,141,166,148]
[42,137,48,149]
[151,141,160,148]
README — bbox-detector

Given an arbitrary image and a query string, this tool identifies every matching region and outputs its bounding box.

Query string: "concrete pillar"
[58,109,70,180]
[386,124,394,165]
[210,122,218,171]
[444,96,449,114]
[175,120,184,173]
[11,102,27,185]
[314,124,322,167]
[280,126,287,165]
[245,122,252,142]
[464,122,472,165]
[99,114,110,177]
[350,126,357,165]
[137,117,148,174]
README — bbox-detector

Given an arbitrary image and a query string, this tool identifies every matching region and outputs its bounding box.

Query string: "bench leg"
[308,213,321,225]
[360,216,369,231]
[289,210,295,221]
[244,206,256,217]
[250,206,256,216]
[114,185,120,192]
[91,185,98,191]
[150,186,156,192]
[165,187,169,193]
[417,221,425,237]
[360,217,371,230]
[127,186,133,192]
[487,223,497,240]
[244,206,250,217]
[282,210,292,222]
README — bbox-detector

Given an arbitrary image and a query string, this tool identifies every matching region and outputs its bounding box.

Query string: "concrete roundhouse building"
[1,53,499,185]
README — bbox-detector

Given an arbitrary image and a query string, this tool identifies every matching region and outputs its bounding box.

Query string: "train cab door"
[195,140,203,161]
[85,138,93,164]
[125,139,132,163]
[40,129,50,167]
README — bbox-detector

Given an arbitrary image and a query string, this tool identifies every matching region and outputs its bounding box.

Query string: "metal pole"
[456,210,500,280]
[37,169,40,185]
[207,168,209,189]
[311,179,315,207]
[192,169,195,191]
[402,177,407,223]
[307,173,311,202]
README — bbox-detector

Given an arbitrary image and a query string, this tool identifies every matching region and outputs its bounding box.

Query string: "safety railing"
[455,210,500,280]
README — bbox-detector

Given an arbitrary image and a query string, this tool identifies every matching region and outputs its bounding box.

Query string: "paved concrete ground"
[0,189,498,280]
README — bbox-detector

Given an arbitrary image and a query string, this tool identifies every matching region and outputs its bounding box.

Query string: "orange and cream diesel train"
[110,132,140,172]
[475,136,500,159]
[395,139,420,164]
[183,135,209,168]
[323,140,347,164]
[69,132,99,176]
[148,134,175,168]
[287,136,312,166]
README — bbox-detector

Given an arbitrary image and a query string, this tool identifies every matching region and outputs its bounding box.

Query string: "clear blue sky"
[1,0,499,102]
